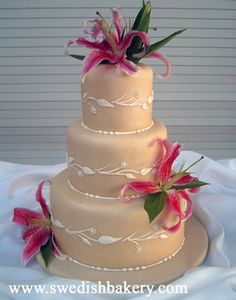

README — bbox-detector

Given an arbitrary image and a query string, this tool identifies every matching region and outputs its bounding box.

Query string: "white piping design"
[65,238,185,272]
[82,90,154,113]
[52,218,168,253]
[81,120,154,135]
[67,157,153,180]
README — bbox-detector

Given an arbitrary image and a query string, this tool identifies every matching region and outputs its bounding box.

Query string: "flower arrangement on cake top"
[65,1,186,78]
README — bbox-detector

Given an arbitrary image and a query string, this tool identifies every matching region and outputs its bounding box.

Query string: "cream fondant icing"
[81,64,153,132]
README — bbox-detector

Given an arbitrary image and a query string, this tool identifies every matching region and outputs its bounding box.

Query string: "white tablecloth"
[0,151,236,300]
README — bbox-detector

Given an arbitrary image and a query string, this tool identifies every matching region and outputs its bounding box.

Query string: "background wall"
[0,0,235,164]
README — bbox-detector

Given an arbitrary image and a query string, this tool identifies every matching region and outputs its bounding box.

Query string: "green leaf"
[144,191,167,223]
[40,238,52,268]
[145,28,187,57]
[126,1,152,58]
[174,180,208,191]
[131,1,151,32]
[121,27,126,41]
[70,54,85,61]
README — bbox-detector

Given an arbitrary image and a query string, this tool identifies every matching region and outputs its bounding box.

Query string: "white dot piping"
[66,238,185,272]
[81,120,154,135]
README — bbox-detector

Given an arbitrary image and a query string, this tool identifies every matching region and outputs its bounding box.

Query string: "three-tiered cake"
[50,63,185,272]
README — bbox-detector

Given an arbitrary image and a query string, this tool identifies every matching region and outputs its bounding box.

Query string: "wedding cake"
[50,63,185,271]
[13,2,208,282]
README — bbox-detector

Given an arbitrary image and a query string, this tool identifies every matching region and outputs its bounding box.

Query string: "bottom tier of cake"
[50,169,185,271]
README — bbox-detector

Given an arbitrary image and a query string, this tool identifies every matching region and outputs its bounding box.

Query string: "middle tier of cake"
[67,119,167,198]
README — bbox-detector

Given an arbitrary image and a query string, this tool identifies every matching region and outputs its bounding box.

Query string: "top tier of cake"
[81,63,153,133]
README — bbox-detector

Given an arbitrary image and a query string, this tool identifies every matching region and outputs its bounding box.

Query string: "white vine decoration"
[82,90,154,112]
[53,219,168,253]
[67,157,153,179]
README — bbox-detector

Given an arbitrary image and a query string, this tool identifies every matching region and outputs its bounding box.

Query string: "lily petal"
[188,186,200,194]
[119,30,149,53]
[36,181,50,219]
[83,20,101,40]
[178,190,193,220]
[153,139,173,170]
[174,174,197,185]
[23,227,50,265]
[23,226,40,241]
[164,190,182,232]
[162,190,193,232]
[117,57,139,74]
[93,19,118,48]
[68,37,110,52]
[157,142,182,184]
[82,49,116,77]
[82,20,91,35]
[13,208,41,226]
[146,52,171,79]
[173,175,200,194]
[112,8,123,40]
[51,234,67,260]
[120,181,159,200]
[167,190,182,215]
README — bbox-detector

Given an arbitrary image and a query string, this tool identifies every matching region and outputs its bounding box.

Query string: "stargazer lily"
[120,139,207,232]
[65,6,173,78]
[13,181,62,266]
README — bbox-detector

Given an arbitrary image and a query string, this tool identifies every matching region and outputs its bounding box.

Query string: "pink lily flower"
[120,139,201,232]
[13,181,62,265]
[144,52,171,79]
[65,8,170,78]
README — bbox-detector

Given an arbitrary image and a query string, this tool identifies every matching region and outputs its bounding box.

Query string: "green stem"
[183,156,204,172]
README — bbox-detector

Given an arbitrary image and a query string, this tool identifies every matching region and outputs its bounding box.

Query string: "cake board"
[37,216,208,286]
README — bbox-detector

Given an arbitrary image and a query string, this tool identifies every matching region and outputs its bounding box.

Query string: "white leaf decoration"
[80,166,96,175]
[126,174,136,179]
[160,234,168,240]
[83,92,88,99]
[98,236,122,245]
[142,103,148,110]
[96,99,114,108]
[148,96,154,104]
[81,236,92,246]
[54,220,64,229]
[140,168,152,176]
